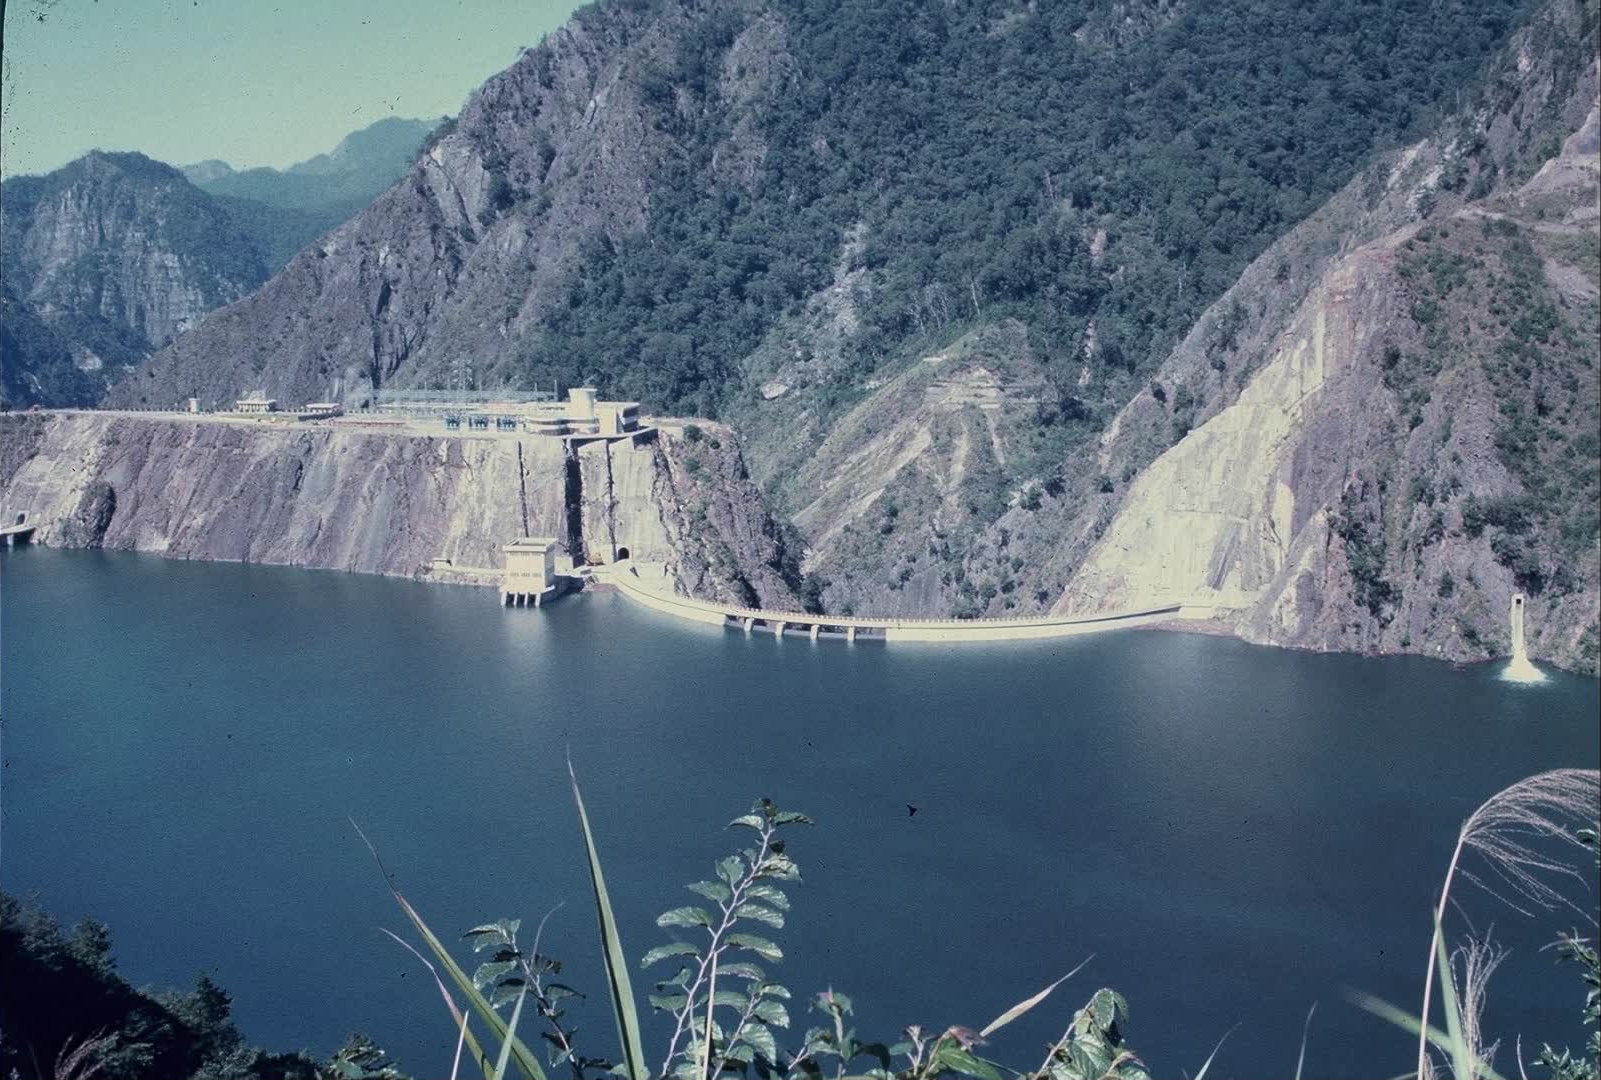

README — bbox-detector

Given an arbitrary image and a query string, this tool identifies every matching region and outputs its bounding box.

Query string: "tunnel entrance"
[616,546,631,561]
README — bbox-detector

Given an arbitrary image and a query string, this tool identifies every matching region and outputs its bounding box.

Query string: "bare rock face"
[1059,62,1601,672]
[57,481,117,548]
[0,413,802,608]
[110,1,766,412]
[1,153,269,407]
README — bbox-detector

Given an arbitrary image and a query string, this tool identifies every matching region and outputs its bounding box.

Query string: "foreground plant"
[376,767,1598,1080]
[371,774,1150,1080]
[1351,769,1600,1080]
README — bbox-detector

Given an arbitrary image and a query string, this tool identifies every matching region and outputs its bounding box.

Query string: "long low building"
[377,387,643,439]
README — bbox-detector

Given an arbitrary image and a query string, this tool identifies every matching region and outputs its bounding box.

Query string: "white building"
[502,537,561,605]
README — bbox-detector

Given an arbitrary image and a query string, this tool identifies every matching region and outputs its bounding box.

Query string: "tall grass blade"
[569,761,649,1080]
[380,927,495,1080]
[452,1007,473,1080]
[977,955,1093,1039]
[1414,769,1599,1080]
[1191,1023,1236,1080]
[357,822,548,1080]
[1346,990,1507,1080]
[492,983,530,1080]
[1433,913,1473,1080]
[1293,1003,1317,1080]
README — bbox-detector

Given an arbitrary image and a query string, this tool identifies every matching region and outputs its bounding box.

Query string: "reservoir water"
[3,548,1597,1078]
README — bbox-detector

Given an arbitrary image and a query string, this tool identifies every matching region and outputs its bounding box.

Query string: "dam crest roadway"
[589,560,1200,643]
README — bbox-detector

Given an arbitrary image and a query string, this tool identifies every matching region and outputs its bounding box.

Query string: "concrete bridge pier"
[846,626,857,644]
[744,617,754,635]
[809,624,820,642]
[774,621,787,639]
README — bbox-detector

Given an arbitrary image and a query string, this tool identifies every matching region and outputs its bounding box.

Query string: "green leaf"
[753,999,791,1028]
[756,853,801,881]
[464,922,519,950]
[745,883,790,910]
[931,1045,1002,1080]
[735,903,785,928]
[758,982,792,1000]
[649,992,689,1012]
[717,856,745,887]
[475,960,519,990]
[815,991,852,1016]
[657,907,713,929]
[1089,988,1128,1031]
[686,880,732,903]
[772,811,813,826]
[719,962,765,981]
[641,942,702,969]
[726,933,783,963]
[570,762,648,1080]
[1069,1041,1110,1078]
[713,989,748,1008]
[742,1022,778,1062]
[370,872,545,1080]
[1434,913,1474,1080]
[491,984,529,1080]
[545,982,582,1003]
[729,814,766,830]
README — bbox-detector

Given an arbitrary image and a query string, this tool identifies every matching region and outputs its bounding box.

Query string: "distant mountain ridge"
[184,117,441,213]
[1,151,269,407]
[1,119,439,407]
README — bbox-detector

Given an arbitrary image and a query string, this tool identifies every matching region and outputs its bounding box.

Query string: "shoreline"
[2,535,1578,677]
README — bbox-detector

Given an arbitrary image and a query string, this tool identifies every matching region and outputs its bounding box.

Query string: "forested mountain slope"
[104,0,1599,668]
[118,0,1539,413]
[1062,54,1600,670]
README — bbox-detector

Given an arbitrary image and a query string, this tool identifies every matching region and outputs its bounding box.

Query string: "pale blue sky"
[0,0,586,177]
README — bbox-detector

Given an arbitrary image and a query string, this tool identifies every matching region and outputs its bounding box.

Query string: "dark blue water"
[2,548,1597,1079]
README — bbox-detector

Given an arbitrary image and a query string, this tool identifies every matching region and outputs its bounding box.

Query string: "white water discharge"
[1502,592,1548,684]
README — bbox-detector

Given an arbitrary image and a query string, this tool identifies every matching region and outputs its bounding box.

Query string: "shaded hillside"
[0,892,325,1080]
[118,0,1540,415]
[0,152,269,408]
[186,118,441,271]
[0,121,440,409]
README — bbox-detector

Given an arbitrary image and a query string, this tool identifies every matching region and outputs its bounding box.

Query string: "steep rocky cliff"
[113,0,1538,419]
[741,0,1598,670]
[1,153,269,407]
[0,413,803,609]
[1058,8,1600,671]
[37,0,1594,670]
[111,2,731,410]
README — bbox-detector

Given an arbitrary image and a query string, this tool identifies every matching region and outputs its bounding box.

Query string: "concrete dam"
[0,410,805,610]
[1,410,1192,644]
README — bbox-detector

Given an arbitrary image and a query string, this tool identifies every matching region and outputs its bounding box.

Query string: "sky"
[0,0,586,178]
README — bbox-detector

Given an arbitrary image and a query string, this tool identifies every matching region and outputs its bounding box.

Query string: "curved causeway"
[598,562,1194,643]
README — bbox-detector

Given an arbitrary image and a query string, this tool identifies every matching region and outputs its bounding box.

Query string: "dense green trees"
[535,0,1532,415]
[0,892,325,1079]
